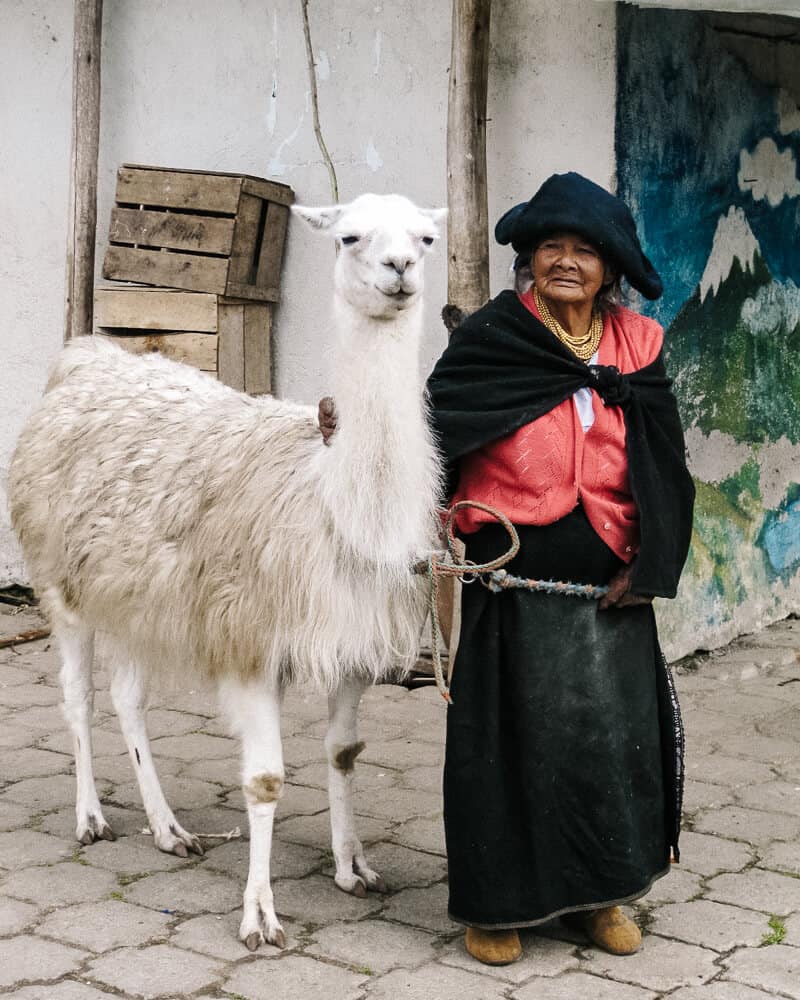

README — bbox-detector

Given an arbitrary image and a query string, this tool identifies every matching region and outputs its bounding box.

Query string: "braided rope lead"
[425,501,608,704]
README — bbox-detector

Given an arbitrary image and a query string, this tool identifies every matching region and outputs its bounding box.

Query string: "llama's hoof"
[76,815,115,845]
[335,872,368,897]
[153,821,203,857]
[270,927,287,949]
[244,931,263,952]
[355,862,387,893]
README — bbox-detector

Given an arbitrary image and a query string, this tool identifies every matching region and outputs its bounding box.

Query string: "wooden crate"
[102,164,294,302]
[94,286,271,394]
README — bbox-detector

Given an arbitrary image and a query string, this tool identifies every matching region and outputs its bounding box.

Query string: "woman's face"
[531,232,614,309]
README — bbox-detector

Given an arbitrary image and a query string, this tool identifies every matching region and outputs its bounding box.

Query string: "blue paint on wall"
[616,7,800,330]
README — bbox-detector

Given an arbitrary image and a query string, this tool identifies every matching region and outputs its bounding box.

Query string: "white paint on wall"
[0,1,73,586]
[267,10,279,136]
[373,29,382,75]
[738,136,800,206]
[365,139,384,171]
[316,49,331,81]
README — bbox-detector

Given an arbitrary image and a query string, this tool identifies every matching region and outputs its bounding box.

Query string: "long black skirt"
[444,507,684,928]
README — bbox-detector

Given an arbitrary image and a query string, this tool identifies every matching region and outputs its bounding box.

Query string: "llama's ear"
[291,204,344,231]
[422,207,448,227]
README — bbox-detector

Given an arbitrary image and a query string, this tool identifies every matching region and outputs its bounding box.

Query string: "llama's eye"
[421,236,434,246]
[340,235,360,246]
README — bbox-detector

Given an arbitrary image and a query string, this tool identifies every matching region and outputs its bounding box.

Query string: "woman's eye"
[340,235,360,246]
[422,236,434,246]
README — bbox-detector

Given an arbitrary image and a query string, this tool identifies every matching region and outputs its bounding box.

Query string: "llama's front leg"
[56,620,114,844]
[326,678,387,896]
[110,662,202,857]
[220,677,286,951]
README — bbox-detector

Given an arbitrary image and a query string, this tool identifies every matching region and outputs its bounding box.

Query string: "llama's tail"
[45,335,124,393]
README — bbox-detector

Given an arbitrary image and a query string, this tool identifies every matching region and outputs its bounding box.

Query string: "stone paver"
[692,804,800,844]
[669,985,779,1000]
[123,867,242,914]
[5,984,118,1000]
[722,944,800,998]
[1,862,117,905]
[88,944,222,997]
[648,899,770,951]
[583,936,719,993]
[512,971,657,999]
[1,607,799,998]
[0,935,87,989]
[365,963,507,1000]
[307,917,439,972]
[706,866,800,915]
[225,953,368,1000]
[0,829,74,868]
[678,829,753,876]
[36,899,172,952]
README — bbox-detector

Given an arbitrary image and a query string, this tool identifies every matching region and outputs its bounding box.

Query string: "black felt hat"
[495,172,663,300]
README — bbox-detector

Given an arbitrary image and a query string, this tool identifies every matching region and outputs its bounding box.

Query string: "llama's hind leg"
[220,676,286,951]
[326,677,387,896]
[110,661,202,857]
[55,619,114,844]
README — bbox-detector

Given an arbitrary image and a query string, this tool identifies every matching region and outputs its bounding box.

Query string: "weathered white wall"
[0,2,73,586]
[0,0,618,587]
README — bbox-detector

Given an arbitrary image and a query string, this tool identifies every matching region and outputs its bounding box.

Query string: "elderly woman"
[426,172,694,965]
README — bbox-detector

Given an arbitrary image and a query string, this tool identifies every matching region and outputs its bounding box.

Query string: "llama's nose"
[384,256,413,276]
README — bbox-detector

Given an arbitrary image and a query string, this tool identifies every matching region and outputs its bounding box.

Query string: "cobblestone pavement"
[1,601,799,1000]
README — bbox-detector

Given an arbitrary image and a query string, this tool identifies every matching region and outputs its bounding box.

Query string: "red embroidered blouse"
[452,290,664,562]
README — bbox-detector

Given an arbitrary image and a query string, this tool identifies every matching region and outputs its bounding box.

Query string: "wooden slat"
[217,303,245,390]
[94,287,218,333]
[243,303,271,394]
[99,332,218,371]
[227,193,264,286]
[109,207,235,255]
[115,166,242,214]
[224,281,279,303]
[241,176,294,207]
[255,203,290,295]
[103,246,229,295]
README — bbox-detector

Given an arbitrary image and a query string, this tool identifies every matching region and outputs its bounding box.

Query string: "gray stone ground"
[1,601,799,1000]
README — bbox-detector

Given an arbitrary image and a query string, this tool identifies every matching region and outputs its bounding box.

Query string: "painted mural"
[617,7,800,654]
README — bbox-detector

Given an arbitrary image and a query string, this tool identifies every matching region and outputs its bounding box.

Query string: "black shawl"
[427,290,695,599]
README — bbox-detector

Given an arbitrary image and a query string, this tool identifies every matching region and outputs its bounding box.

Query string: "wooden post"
[65,0,103,341]
[446,0,491,317]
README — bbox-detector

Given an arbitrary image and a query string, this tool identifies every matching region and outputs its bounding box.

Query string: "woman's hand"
[598,561,653,611]
[318,396,337,445]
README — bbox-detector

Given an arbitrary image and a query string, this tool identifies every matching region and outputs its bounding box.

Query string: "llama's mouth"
[379,287,414,300]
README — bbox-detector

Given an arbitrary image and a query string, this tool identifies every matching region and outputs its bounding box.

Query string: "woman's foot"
[464,926,522,965]
[583,906,641,955]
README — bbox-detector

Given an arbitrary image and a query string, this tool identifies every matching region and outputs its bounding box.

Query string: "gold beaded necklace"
[534,287,604,362]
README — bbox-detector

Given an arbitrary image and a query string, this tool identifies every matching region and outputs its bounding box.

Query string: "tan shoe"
[584,906,641,955]
[464,926,522,965]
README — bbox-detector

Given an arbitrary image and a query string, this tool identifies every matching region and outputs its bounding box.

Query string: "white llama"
[9,193,445,950]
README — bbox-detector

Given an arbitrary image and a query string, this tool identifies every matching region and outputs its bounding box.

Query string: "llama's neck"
[315,296,440,570]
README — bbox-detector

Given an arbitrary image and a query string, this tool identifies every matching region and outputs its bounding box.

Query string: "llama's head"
[293,194,446,319]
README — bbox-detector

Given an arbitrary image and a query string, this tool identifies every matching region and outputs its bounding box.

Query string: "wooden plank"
[217,304,245,390]
[447,0,491,315]
[115,166,241,214]
[99,332,218,371]
[243,304,271,394]
[109,207,235,255]
[255,203,290,295]
[241,176,294,207]
[94,287,218,333]
[103,246,229,295]
[65,0,103,341]
[227,193,264,286]
[224,281,280,303]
